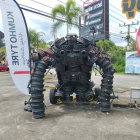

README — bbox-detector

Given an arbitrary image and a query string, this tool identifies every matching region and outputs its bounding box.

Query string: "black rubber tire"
[49,88,57,104]
[95,88,101,98]
[100,102,111,112]
[30,60,48,119]
[95,54,114,113]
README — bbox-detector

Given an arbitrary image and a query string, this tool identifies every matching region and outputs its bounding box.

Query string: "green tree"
[0,31,5,48]
[97,40,126,73]
[28,28,48,49]
[0,47,6,55]
[0,39,5,48]
[51,0,81,37]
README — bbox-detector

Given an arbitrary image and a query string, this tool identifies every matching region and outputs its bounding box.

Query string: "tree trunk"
[66,23,69,34]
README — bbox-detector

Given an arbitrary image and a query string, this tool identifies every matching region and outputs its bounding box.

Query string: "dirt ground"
[0,72,140,140]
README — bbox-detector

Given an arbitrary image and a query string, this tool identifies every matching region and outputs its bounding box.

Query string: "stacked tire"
[30,60,47,119]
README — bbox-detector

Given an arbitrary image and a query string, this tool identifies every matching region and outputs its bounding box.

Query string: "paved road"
[92,73,140,89]
[0,72,140,140]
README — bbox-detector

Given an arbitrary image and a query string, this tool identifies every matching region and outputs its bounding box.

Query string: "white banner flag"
[0,0,30,95]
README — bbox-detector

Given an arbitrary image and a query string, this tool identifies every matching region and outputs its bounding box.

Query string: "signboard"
[136,28,140,56]
[122,0,140,19]
[0,0,30,95]
[125,51,140,74]
[79,0,109,41]
[83,0,101,7]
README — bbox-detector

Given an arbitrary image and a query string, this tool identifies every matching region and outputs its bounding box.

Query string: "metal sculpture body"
[27,34,115,119]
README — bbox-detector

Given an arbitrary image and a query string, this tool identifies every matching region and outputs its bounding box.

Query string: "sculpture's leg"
[25,49,54,119]
[63,86,73,103]
[30,60,48,119]
[96,57,114,112]
[75,85,94,103]
[89,46,114,112]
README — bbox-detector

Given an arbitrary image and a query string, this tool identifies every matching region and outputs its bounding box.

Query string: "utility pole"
[119,21,139,51]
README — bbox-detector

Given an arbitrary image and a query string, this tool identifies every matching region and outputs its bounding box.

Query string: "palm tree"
[28,28,48,49]
[51,0,81,37]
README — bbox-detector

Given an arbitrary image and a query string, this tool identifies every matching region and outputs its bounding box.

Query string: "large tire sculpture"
[29,35,114,119]
[90,46,114,112]
[30,60,48,119]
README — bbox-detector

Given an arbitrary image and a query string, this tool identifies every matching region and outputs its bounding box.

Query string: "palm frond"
[51,0,81,34]
[51,4,65,19]
[51,21,64,36]
[65,0,82,25]
[66,0,76,14]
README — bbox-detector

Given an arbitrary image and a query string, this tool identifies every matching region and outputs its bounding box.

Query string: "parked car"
[0,63,9,72]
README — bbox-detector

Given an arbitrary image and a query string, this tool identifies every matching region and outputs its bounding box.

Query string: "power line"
[20,4,78,26]
[20,4,65,20]
[109,8,138,25]
[109,18,126,28]
[22,9,125,44]
[29,0,54,9]
[57,0,65,4]
[28,0,129,27]
[79,2,128,28]
[102,26,124,37]
[1,0,128,45]
[79,0,138,24]
[21,5,124,39]
[20,1,134,44]
[20,5,66,22]
[110,29,121,34]
[109,8,128,21]
[119,22,138,50]
[109,3,139,23]
[21,4,124,38]
[130,24,138,30]
[109,14,125,24]
[108,32,124,39]
[89,27,125,39]
[110,25,122,32]
[57,0,83,8]
[27,0,83,22]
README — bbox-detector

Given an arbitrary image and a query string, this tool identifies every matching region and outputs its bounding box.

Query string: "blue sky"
[0,0,140,46]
